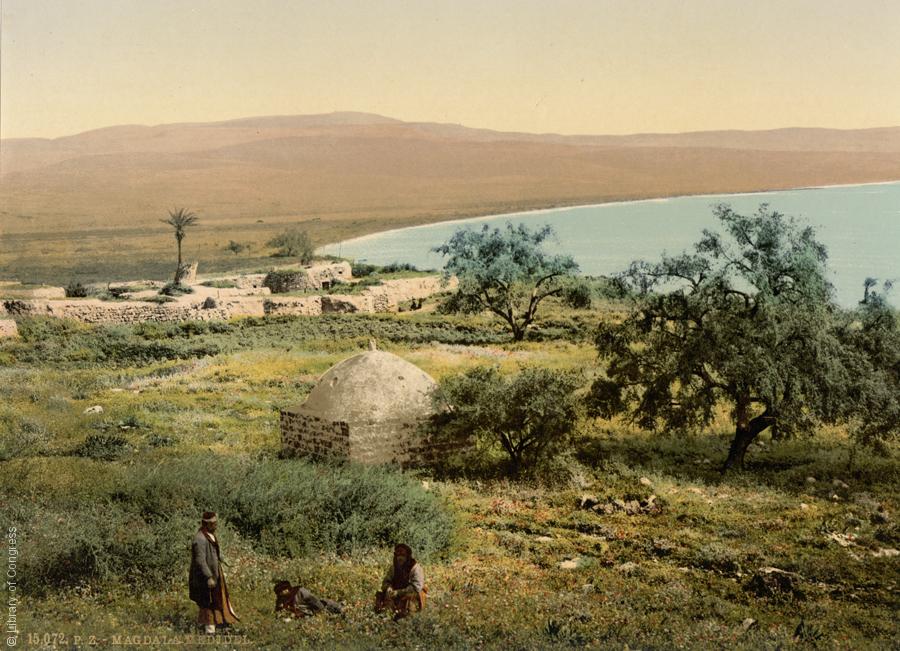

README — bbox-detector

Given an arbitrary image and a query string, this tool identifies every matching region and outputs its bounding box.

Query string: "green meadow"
[1,304,897,650]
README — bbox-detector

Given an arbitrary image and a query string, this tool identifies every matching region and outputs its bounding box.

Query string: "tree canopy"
[435,365,582,476]
[268,228,314,263]
[433,222,580,341]
[588,204,898,470]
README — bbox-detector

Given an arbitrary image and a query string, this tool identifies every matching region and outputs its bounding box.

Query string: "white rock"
[639,477,653,487]
[832,479,850,489]
[871,548,899,558]
[805,476,817,484]
[535,536,554,543]
[616,561,638,574]
[800,503,810,510]
[558,559,581,570]
[83,405,104,415]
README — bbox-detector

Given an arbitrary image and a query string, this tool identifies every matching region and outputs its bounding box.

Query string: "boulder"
[175,261,199,284]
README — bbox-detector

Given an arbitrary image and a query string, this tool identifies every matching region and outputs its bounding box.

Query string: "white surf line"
[317,179,900,252]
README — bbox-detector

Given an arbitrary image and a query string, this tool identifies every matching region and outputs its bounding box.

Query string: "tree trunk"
[722,407,775,472]
[174,239,183,284]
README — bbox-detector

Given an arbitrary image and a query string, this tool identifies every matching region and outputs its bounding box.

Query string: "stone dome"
[297,349,439,423]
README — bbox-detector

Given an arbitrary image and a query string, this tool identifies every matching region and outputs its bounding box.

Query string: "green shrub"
[562,279,593,309]
[381,262,420,273]
[268,229,314,262]
[0,416,50,460]
[120,454,456,560]
[434,366,583,476]
[72,434,129,461]
[201,279,238,288]
[64,281,91,298]
[351,262,379,277]
[225,240,249,255]
[4,501,203,594]
[142,295,176,304]
[159,282,193,297]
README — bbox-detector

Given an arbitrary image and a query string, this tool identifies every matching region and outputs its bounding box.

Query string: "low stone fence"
[262,297,323,316]
[0,274,455,325]
[1,299,239,323]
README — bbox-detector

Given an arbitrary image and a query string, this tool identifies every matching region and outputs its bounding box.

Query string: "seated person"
[374,544,426,618]
[273,580,343,618]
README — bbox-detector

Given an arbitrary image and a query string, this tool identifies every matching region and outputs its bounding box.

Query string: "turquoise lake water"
[320,182,900,307]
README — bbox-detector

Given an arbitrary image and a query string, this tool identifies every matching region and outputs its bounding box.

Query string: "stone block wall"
[280,412,460,467]
[264,262,353,294]
[280,410,351,458]
[320,294,373,313]
[264,270,317,293]
[233,274,268,289]
[1,299,246,324]
[263,296,323,316]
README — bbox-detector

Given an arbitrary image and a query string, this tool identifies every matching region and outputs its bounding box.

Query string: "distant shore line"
[319,179,900,253]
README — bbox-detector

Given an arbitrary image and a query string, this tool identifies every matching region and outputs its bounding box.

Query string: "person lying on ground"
[273,581,344,618]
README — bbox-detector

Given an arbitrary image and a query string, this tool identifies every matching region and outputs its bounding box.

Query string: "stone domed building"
[280,341,447,465]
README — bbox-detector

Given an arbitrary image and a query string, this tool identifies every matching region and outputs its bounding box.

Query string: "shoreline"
[319,180,900,251]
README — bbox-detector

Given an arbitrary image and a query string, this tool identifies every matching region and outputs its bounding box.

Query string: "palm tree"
[161,208,198,283]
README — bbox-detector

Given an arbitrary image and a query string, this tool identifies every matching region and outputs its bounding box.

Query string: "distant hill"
[1,112,899,283]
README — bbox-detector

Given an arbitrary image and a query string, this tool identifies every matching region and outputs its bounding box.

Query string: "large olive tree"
[433,223,580,341]
[588,204,894,471]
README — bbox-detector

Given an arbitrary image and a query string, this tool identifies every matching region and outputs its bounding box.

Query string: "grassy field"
[1,304,898,649]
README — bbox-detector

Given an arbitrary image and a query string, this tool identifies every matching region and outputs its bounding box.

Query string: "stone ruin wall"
[280,411,457,467]
[261,297,324,317]
[0,274,454,325]
[263,262,353,293]
[280,411,351,459]
[347,419,454,466]
[2,299,247,324]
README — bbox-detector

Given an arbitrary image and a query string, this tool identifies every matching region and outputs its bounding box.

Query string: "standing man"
[189,511,239,634]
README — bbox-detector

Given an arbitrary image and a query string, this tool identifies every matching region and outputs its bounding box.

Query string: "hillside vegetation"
[2,301,897,649]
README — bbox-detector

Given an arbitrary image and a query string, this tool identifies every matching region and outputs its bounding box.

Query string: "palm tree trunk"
[174,238,183,283]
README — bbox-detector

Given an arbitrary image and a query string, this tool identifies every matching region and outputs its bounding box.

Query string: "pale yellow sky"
[1,0,899,139]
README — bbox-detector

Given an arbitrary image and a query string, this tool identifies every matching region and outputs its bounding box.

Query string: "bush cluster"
[64,281,92,298]
[159,282,193,297]
[72,434,130,460]
[3,455,456,593]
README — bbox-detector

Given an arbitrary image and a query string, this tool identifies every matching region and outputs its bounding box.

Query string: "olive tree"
[835,285,900,446]
[435,365,581,476]
[588,204,877,471]
[433,222,580,341]
[268,228,314,263]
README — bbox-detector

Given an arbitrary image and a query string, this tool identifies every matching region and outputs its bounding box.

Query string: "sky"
[2,0,899,139]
